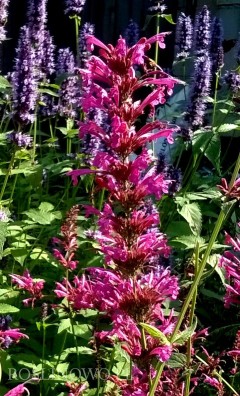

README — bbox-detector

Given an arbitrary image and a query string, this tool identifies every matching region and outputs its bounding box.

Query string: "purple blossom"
[147,0,167,13]
[124,20,140,48]
[56,48,81,118]
[156,153,182,195]
[11,26,38,124]
[79,22,95,68]
[0,0,10,42]
[7,131,33,148]
[224,71,240,94]
[56,48,75,75]
[0,209,9,221]
[40,30,55,76]
[64,0,86,15]
[186,55,211,128]
[175,12,193,60]
[210,17,224,74]
[193,5,211,56]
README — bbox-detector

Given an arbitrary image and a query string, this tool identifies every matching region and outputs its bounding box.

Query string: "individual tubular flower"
[185,54,211,129]
[52,205,80,270]
[4,384,29,396]
[124,19,140,48]
[10,270,45,307]
[7,132,33,148]
[210,17,224,75]
[193,5,211,56]
[0,315,29,349]
[0,0,10,42]
[218,229,240,307]
[175,12,193,60]
[65,381,88,396]
[11,26,38,124]
[64,0,86,15]
[79,22,95,68]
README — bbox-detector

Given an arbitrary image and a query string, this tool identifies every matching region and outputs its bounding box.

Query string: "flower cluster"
[210,17,224,75]
[124,19,140,48]
[52,205,80,270]
[7,131,33,148]
[79,22,95,68]
[219,228,240,307]
[147,0,167,13]
[193,5,211,56]
[175,12,193,60]
[64,0,86,16]
[0,0,10,42]
[52,33,182,394]
[10,270,45,307]
[0,315,28,349]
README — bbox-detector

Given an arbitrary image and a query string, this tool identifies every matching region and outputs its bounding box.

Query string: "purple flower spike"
[7,131,33,148]
[175,12,193,60]
[186,55,211,128]
[64,0,86,16]
[56,48,75,75]
[124,20,140,48]
[210,17,224,74]
[41,30,55,76]
[79,22,95,68]
[224,71,240,94]
[193,5,211,56]
[11,26,38,124]
[27,0,47,45]
[0,0,10,42]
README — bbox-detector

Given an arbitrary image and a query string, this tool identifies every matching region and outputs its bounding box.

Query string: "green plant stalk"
[74,15,81,66]
[69,308,80,367]
[212,71,220,126]
[32,111,38,162]
[0,149,16,202]
[40,322,47,396]
[184,242,199,396]
[149,154,240,396]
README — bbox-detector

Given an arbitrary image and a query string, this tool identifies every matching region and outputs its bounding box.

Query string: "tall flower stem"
[212,71,220,126]
[149,154,240,396]
[32,110,38,163]
[184,242,199,396]
[0,149,16,202]
[40,321,47,396]
[74,15,81,65]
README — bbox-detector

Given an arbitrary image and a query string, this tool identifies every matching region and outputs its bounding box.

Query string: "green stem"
[32,111,38,162]
[69,309,80,367]
[184,242,199,396]
[74,16,81,66]
[0,149,16,202]
[149,154,240,396]
[40,322,47,396]
[212,71,220,126]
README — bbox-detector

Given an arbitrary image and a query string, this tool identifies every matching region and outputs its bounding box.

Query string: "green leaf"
[139,323,170,345]
[167,353,187,368]
[161,14,175,24]
[0,303,19,314]
[185,189,221,201]
[38,202,54,212]
[0,75,11,89]
[204,134,221,173]
[38,88,59,97]
[178,202,202,236]
[57,318,71,334]
[216,124,239,133]
[172,316,197,345]
[171,235,205,249]
[0,222,8,260]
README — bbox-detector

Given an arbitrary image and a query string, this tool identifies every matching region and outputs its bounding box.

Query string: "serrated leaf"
[171,235,205,249]
[140,323,170,345]
[172,316,197,345]
[167,352,187,368]
[179,202,202,236]
[185,189,221,201]
[0,303,19,314]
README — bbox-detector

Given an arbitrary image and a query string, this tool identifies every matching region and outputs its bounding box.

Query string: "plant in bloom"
[218,227,240,307]
[64,0,86,15]
[0,315,28,349]
[175,12,193,60]
[0,0,10,42]
[193,5,211,56]
[52,32,182,393]
[7,132,33,148]
[10,270,45,307]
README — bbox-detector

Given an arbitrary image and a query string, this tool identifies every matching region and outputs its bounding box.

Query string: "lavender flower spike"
[0,0,10,42]
[210,17,224,74]
[7,131,33,148]
[12,26,38,124]
[79,22,95,68]
[175,12,193,60]
[186,55,211,129]
[27,0,47,43]
[193,5,211,56]
[64,0,86,15]
[147,0,167,13]
[124,20,140,48]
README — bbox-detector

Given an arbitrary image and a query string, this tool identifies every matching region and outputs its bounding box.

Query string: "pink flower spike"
[149,344,172,362]
[145,32,171,49]
[4,384,29,396]
[0,328,28,341]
